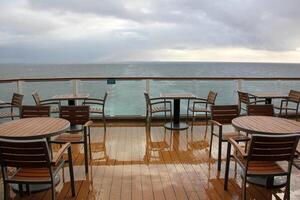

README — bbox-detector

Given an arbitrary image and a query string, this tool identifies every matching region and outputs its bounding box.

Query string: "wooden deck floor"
[1,124,300,200]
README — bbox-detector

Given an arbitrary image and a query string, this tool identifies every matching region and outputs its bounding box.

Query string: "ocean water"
[0,62,300,116]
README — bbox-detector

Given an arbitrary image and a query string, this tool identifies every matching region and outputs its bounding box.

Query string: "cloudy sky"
[0,0,300,63]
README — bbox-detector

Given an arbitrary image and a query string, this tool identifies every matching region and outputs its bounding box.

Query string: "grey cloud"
[0,0,300,63]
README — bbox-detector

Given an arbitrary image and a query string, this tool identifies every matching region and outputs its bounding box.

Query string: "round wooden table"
[0,117,70,192]
[232,116,300,135]
[231,116,300,187]
[0,117,70,140]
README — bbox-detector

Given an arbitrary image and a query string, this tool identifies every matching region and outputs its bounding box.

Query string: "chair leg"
[18,183,23,196]
[209,134,213,158]
[217,138,222,171]
[51,183,56,200]
[242,175,247,200]
[224,142,231,190]
[88,127,92,159]
[3,182,9,200]
[103,114,106,131]
[68,147,76,197]
[191,111,195,130]
[84,129,89,174]
[26,184,30,196]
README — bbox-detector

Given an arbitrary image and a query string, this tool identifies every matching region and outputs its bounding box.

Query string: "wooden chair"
[224,134,300,200]
[247,104,274,116]
[237,91,265,114]
[82,92,107,131]
[32,92,59,114]
[21,105,51,118]
[209,105,248,170]
[51,106,92,173]
[0,93,23,120]
[0,138,75,200]
[274,90,300,120]
[187,91,217,131]
[144,93,172,127]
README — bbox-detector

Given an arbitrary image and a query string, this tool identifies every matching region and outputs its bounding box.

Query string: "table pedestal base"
[12,175,60,193]
[164,122,189,130]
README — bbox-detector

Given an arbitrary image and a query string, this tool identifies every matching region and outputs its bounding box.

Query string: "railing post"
[72,79,78,96]
[17,81,23,94]
[146,79,150,94]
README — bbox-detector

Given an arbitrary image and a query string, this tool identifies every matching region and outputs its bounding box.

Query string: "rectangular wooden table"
[52,94,89,105]
[248,92,288,104]
[160,93,196,130]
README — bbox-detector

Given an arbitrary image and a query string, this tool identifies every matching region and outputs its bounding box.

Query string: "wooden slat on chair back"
[237,91,249,104]
[207,91,217,104]
[32,92,41,105]
[211,105,239,124]
[21,105,51,118]
[288,90,300,102]
[247,104,274,116]
[11,93,23,106]
[60,106,89,125]
[0,138,50,168]
[248,134,300,162]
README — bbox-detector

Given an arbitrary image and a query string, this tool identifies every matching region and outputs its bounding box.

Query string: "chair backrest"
[207,91,217,104]
[32,92,41,105]
[237,91,250,104]
[247,134,299,164]
[59,106,89,126]
[211,105,239,124]
[247,104,274,116]
[21,105,51,118]
[288,90,300,102]
[0,138,51,169]
[11,93,23,106]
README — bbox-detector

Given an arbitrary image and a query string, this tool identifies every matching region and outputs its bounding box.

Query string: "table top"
[52,94,89,100]
[249,92,288,99]
[232,116,300,135]
[0,117,70,140]
[160,93,196,99]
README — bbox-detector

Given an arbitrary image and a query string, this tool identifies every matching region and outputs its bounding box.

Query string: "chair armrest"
[84,120,93,127]
[228,138,248,158]
[51,142,71,165]
[192,100,208,105]
[149,97,167,101]
[209,120,222,127]
[151,101,172,106]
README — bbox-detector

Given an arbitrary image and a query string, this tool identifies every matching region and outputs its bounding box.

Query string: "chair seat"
[90,107,103,113]
[247,161,286,176]
[53,133,83,143]
[152,105,170,113]
[221,133,249,142]
[8,168,58,183]
[0,112,18,118]
[189,106,210,113]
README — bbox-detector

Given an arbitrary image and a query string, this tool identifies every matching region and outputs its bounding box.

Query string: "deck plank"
[1,123,300,200]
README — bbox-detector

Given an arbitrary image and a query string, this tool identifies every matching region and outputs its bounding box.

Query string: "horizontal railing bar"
[1,76,300,83]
